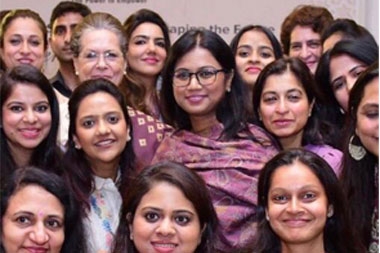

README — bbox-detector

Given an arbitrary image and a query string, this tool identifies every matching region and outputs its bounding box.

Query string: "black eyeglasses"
[173,68,226,87]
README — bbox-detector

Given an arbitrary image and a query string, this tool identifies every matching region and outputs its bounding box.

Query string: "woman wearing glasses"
[152,29,278,252]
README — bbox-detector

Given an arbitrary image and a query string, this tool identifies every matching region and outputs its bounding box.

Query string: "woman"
[230,25,282,95]
[152,29,278,252]
[252,57,342,174]
[112,161,218,253]
[1,166,86,253]
[254,148,362,253]
[280,5,333,74]
[0,65,61,187]
[341,62,379,252]
[0,9,47,71]
[62,78,135,252]
[122,8,170,118]
[70,12,173,170]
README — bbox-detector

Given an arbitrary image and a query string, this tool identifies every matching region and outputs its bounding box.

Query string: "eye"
[174,71,190,81]
[365,110,379,119]
[331,79,345,91]
[198,69,215,79]
[35,104,49,113]
[29,39,41,47]
[174,215,191,226]
[9,105,23,112]
[84,51,97,59]
[237,50,249,58]
[144,212,159,222]
[54,27,66,36]
[155,40,166,48]
[134,39,146,45]
[107,115,119,124]
[262,95,277,103]
[45,218,63,229]
[104,51,120,60]
[272,195,288,203]
[82,119,95,128]
[290,44,301,51]
[287,93,301,102]
[15,216,31,226]
[308,41,321,49]
[260,50,274,59]
[10,38,21,45]
[302,192,316,202]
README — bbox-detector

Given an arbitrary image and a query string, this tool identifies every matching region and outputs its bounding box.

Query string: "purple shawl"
[152,123,278,252]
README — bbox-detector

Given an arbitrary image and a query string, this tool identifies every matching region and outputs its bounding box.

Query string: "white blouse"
[84,174,122,253]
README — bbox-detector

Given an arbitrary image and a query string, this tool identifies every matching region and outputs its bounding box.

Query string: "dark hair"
[121,8,170,116]
[0,65,61,186]
[112,161,218,253]
[160,29,248,140]
[254,148,362,253]
[280,5,333,54]
[1,166,87,252]
[0,9,10,71]
[49,1,91,29]
[321,18,378,47]
[63,78,135,212]
[71,12,126,58]
[252,57,327,148]
[0,9,48,50]
[230,25,283,60]
[314,39,379,147]
[340,62,379,249]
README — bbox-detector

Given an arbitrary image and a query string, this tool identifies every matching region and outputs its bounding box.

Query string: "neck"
[8,143,33,168]
[190,115,219,137]
[279,131,303,150]
[281,238,325,253]
[58,61,79,91]
[91,159,120,181]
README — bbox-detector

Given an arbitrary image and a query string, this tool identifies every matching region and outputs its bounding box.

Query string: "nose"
[299,45,310,59]
[29,223,49,244]
[64,29,72,44]
[23,108,37,124]
[346,77,357,92]
[20,41,31,54]
[96,120,110,135]
[250,50,259,63]
[156,218,175,236]
[275,98,289,114]
[147,41,156,52]
[287,198,303,214]
[187,73,202,90]
[96,54,107,69]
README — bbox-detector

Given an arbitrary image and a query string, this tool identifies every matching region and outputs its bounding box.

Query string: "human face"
[2,84,51,156]
[258,71,313,148]
[50,12,84,63]
[173,47,232,128]
[73,92,130,175]
[356,77,379,157]
[289,25,322,74]
[73,29,127,86]
[266,161,330,247]
[322,32,343,53]
[126,22,167,80]
[235,29,276,89]
[131,182,203,253]
[329,54,367,112]
[2,184,65,253]
[0,17,46,70]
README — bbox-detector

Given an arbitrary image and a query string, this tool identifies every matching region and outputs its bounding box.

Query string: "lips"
[186,95,206,103]
[17,58,33,64]
[245,66,262,74]
[283,218,310,228]
[143,57,159,64]
[19,128,40,139]
[151,242,177,253]
[95,139,115,147]
[272,119,293,127]
[23,246,48,253]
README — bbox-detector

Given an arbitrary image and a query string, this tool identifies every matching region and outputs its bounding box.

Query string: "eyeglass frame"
[172,68,228,87]
[78,50,124,64]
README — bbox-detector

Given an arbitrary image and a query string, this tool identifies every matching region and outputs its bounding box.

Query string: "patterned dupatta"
[152,123,278,252]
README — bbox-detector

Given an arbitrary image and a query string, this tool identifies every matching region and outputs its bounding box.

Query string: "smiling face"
[130,181,202,253]
[73,29,127,86]
[258,70,313,148]
[289,25,322,74]
[1,184,65,253]
[356,77,379,157]
[126,22,167,81]
[73,91,130,174]
[266,161,330,247]
[173,46,232,130]
[329,54,367,112]
[2,83,51,158]
[0,17,46,70]
[235,29,276,88]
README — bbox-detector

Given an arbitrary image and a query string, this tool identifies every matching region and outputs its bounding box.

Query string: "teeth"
[96,140,113,146]
[153,243,176,248]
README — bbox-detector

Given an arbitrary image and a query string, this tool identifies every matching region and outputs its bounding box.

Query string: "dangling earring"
[348,135,366,161]
[327,205,334,218]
